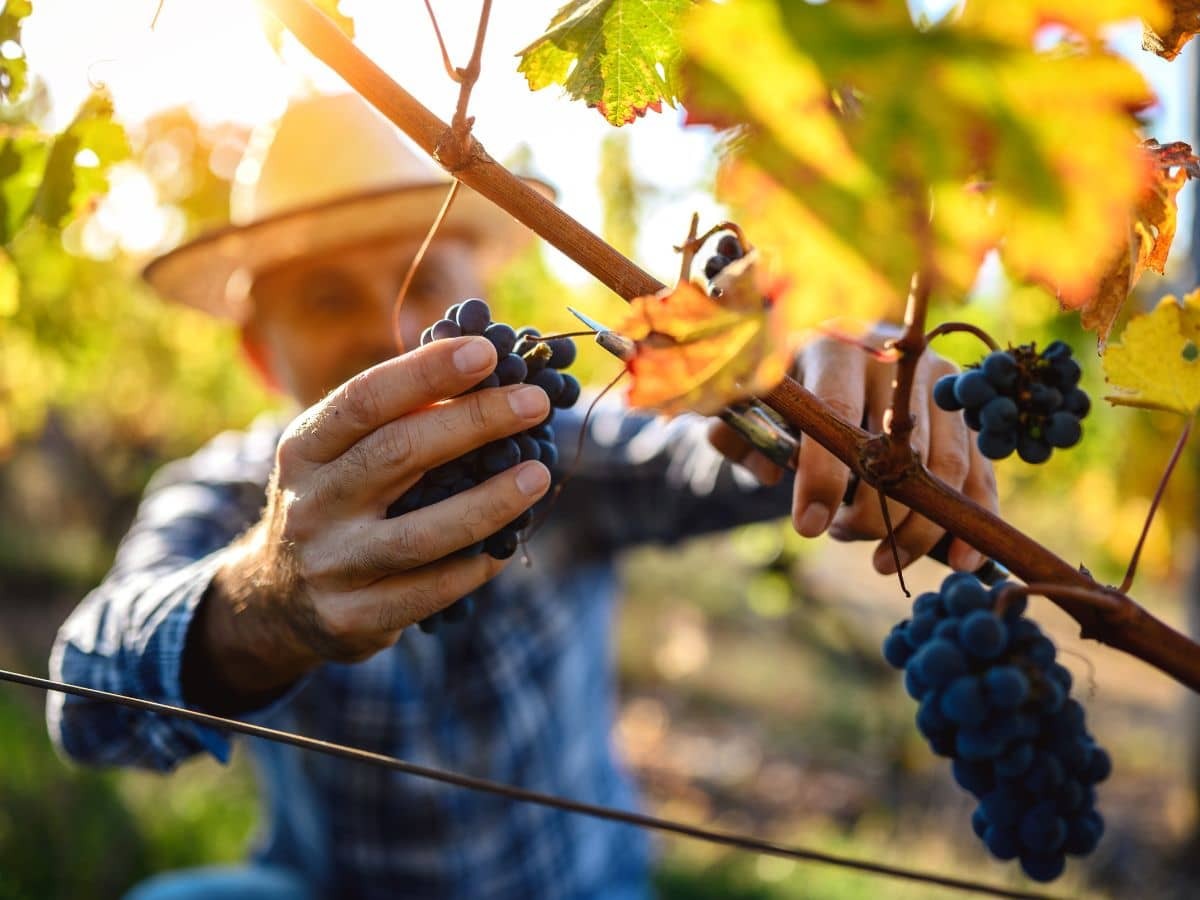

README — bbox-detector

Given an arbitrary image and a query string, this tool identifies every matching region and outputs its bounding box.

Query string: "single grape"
[704,254,731,280]
[954,370,997,408]
[556,373,582,409]
[716,234,744,260]
[981,351,1019,390]
[1044,412,1082,449]
[431,318,462,341]
[977,427,1018,460]
[456,297,491,334]
[933,375,963,411]
[484,322,517,356]
[548,338,577,370]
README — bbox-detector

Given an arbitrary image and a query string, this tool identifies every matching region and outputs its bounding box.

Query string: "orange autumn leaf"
[1074,139,1200,346]
[617,267,792,416]
[1143,0,1200,59]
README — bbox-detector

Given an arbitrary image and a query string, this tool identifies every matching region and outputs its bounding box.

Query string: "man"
[47,93,996,900]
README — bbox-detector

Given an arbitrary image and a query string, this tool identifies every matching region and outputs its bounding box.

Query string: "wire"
[3,668,1062,900]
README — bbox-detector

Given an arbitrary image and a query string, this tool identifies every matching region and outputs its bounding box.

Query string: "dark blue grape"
[1042,340,1071,360]
[960,610,1007,660]
[984,666,1030,710]
[980,396,1019,430]
[1084,748,1111,784]
[431,318,462,340]
[913,639,967,688]
[480,439,521,475]
[704,254,731,280]
[984,825,1021,861]
[470,372,500,392]
[455,298,491,334]
[548,338,577,369]
[977,428,1018,460]
[954,370,997,408]
[716,234,743,259]
[556,373,582,409]
[905,666,931,700]
[933,617,961,642]
[933,375,962,411]
[883,626,914,668]
[994,741,1035,777]
[942,573,990,617]
[1028,384,1062,414]
[1017,432,1052,464]
[1019,803,1067,853]
[1020,852,1065,883]
[484,322,517,355]
[516,434,541,463]
[1063,811,1103,856]
[1047,356,1082,389]
[484,528,519,560]
[981,788,1024,827]
[981,351,1019,390]
[441,595,476,622]
[530,367,565,404]
[538,439,559,468]
[1063,388,1090,418]
[940,676,987,727]
[957,728,1006,761]
[903,612,940,649]
[419,326,434,346]
[1044,412,1081,449]
[495,353,528,385]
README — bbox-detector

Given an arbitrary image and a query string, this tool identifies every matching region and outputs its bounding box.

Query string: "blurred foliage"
[0,691,257,900]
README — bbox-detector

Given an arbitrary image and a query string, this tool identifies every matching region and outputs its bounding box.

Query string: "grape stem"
[1118,415,1193,594]
[924,321,1001,353]
[263,0,1200,695]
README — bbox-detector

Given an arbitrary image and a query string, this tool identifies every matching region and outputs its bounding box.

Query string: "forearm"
[181,522,320,717]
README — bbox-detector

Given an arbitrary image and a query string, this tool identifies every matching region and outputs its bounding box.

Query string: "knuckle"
[377,420,419,468]
[339,372,384,430]
[928,444,971,485]
[412,349,445,399]
[466,392,492,433]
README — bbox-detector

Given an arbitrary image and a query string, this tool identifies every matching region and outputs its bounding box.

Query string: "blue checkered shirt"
[48,399,794,899]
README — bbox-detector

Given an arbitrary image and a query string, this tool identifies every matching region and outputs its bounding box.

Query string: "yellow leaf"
[1103,290,1200,414]
[964,0,1168,43]
[617,277,792,416]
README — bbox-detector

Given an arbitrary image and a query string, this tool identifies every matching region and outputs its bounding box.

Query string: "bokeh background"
[2,2,1200,898]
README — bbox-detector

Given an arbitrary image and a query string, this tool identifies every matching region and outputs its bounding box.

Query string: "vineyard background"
[3,2,1200,898]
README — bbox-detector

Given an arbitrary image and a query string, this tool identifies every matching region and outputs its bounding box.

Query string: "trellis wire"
[1,668,1061,900]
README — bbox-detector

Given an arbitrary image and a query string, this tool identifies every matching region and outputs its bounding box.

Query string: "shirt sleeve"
[550,394,798,553]
[46,424,281,772]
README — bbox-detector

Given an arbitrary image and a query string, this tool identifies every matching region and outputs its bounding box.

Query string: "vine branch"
[925,321,1002,353]
[261,0,1200,696]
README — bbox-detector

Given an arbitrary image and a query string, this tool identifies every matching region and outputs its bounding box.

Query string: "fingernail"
[797,502,830,537]
[453,338,492,373]
[509,385,548,418]
[515,462,550,496]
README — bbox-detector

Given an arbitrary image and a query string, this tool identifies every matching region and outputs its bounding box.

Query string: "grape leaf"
[1081,140,1200,347]
[1104,290,1200,414]
[964,0,1167,42]
[0,0,32,101]
[32,90,131,231]
[616,272,791,415]
[517,0,691,126]
[681,0,1155,331]
[1143,0,1200,59]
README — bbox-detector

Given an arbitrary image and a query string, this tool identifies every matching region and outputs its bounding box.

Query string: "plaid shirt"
[48,399,793,900]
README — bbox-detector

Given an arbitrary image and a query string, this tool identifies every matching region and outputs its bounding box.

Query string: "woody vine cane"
[257,0,1200,693]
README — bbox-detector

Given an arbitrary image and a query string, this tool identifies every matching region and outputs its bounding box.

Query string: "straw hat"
[142,92,554,320]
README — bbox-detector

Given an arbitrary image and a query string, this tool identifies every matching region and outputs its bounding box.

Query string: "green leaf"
[0,0,32,102]
[517,0,692,126]
[0,126,48,246]
[32,90,130,231]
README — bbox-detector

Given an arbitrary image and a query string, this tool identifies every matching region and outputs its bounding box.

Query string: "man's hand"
[183,336,552,711]
[708,335,997,575]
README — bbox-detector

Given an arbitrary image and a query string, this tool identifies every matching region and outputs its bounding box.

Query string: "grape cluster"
[933,341,1090,463]
[386,298,581,632]
[882,572,1110,882]
[703,233,745,283]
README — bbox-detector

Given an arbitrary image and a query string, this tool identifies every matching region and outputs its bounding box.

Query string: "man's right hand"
[182,336,552,713]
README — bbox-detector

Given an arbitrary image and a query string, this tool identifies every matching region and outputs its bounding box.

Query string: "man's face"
[244,237,485,406]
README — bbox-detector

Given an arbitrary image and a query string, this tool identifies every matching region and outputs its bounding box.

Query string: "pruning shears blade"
[567,306,636,362]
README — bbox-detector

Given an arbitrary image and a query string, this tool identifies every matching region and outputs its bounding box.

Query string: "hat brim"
[142,177,555,320]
